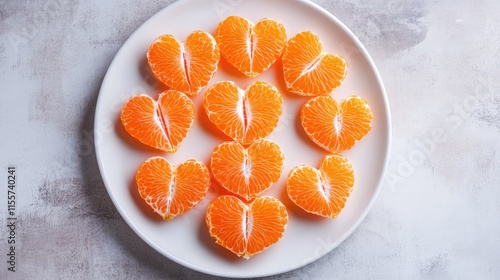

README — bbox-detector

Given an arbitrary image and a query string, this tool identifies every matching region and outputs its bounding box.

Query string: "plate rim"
[94,0,392,277]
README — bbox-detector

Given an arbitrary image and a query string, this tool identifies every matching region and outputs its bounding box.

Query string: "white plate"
[94,0,391,277]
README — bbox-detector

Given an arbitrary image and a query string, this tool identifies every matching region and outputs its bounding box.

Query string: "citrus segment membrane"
[148,31,220,95]
[121,90,195,153]
[282,31,347,96]
[206,195,288,259]
[216,16,287,78]
[287,154,354,218]
[301,95,373,152]
[203,81,283,145]
[136,157,210,220]
[211,139,284,201]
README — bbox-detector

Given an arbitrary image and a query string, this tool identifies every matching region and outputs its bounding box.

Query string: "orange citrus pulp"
[121,90,195,153]
[301,95,373,152]
[203,81,283,145]
[215,16,287,78]
[206,195,288,259]
[136,157,210,220]
[287,154,354,218]
[282,31,347,96]
[148,31,220,95]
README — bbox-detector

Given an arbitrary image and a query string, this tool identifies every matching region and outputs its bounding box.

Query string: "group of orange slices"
[121,16,373,259]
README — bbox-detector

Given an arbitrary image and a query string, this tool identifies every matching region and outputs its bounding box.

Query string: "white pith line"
[242,149,252,185]
[180,44,191,91]
[241,205,252,246]
[319,174,331,202]
[318,170,334,215]
[333,114,342,136]
[236,88,251,135]
[246,25,256,72]
[290,53,326,86]
[166,167,176,215]
[236,88,245,123]
[243,94,251,135]
[155,103,172,148]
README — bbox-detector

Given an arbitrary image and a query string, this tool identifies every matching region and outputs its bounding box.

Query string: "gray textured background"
[1,0,500,279]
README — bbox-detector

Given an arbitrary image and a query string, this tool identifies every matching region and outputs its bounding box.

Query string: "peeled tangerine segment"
[206,195,288,259]
[301,95,373,153]
[203,81,283,145]
[121,90,195,153]
[147,31,220,95]
[136,157,210,220]
[215,16,287,78]
[282,31,347,96]
[211,139,284,201]
[287,154,354,218]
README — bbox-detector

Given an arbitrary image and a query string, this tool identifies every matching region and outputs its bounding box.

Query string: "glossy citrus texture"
[203,81,283,145]
[301,96,373,153]
[121,90,195,153]
[287,154,354,218]
[136,157,210,220]
[147,31,220,95]
[282,31,347,96]
[211,139,284,201]
[215,16,286,78]
[206,195,288,259]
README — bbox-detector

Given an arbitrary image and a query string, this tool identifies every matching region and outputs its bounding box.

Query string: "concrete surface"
[1,0,499,279]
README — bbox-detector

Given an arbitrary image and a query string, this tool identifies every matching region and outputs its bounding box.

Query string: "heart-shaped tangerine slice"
[282,31,347,96]
[147,31,220,95]
[121,90,194,153]
[206,195,288,259]
[287,154,354,218]
[136,157,210,220]
[301,95,373,152]
[215,16,287,78]
[211,139,284,201]
[203,81,283,145]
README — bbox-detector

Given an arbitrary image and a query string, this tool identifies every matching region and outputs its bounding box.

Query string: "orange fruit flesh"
[184,31,220,93]
[244,82,283,144]
[131,17,374,259]
[148,35,189,92]
[282,31,347,96]
[206,195,288,259]
[301,95,373,152]
[121,90,194,153]
[157,90,195,152]
[121,94,171,152]
[136,157,210,220]
[287,154,354,218]
[147,31,219,95]
[203,81,243,141]
[203,81,283,145]
[216,16,251,76]
[211,139,284,201]
[215,16,286,78]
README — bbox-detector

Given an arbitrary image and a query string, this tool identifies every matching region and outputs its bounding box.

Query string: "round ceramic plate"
[95,0,391,277]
